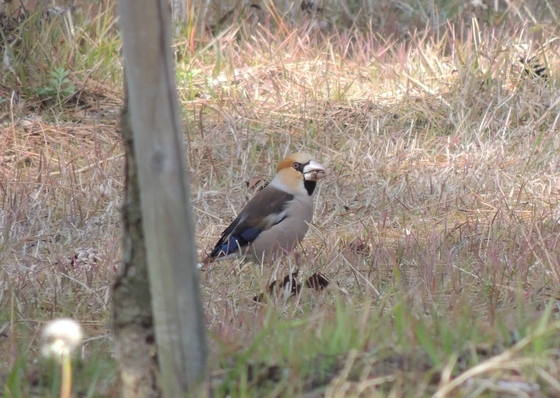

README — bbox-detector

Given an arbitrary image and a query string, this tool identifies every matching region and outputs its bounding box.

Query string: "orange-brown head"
[272,153,326,196]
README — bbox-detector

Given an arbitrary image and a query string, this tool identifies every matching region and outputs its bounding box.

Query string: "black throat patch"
[304,180,317,196]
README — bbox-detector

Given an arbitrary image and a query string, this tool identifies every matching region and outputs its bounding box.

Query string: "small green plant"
[4,354,26,398]
[177,66,202,100]
[34,66,76,109]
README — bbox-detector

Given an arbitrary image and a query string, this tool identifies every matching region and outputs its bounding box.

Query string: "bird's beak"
[303,160,326,182]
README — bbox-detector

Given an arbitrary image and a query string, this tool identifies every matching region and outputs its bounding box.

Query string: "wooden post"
[117,0,207,395]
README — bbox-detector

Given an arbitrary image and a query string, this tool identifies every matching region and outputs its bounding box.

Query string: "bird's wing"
[209,187,294,258]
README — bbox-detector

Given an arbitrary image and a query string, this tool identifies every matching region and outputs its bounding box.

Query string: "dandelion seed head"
[41,318,84,361]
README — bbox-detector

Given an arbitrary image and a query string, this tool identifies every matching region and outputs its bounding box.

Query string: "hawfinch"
[202,153,326,265]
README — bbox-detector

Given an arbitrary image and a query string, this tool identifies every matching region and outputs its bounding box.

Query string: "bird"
[201,152,326,266]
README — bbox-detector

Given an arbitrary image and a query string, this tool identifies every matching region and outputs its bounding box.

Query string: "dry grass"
[3,0,560,396]
[192,17,560,396]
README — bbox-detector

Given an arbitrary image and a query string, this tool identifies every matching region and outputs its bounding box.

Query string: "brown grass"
[192,16,560,395]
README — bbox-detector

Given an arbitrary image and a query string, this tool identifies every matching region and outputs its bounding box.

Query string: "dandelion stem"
[60,353,72,398]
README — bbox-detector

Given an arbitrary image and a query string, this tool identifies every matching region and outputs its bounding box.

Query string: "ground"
[2,0,560,396]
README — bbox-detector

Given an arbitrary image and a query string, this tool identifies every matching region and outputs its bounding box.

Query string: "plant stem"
[60,353,72,398]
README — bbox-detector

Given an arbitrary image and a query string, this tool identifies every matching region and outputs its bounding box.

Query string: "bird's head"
[273,152,326,196]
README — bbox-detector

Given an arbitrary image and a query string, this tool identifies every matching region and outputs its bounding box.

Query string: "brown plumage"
[201,153,326,265]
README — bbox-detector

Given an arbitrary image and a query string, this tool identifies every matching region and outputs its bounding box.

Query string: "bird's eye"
[292,162,301,171]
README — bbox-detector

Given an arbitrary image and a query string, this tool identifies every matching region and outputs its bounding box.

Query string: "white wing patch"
[263,210,287,229]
